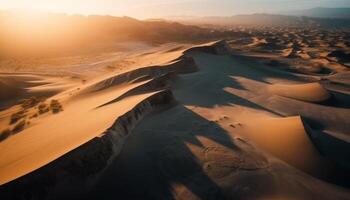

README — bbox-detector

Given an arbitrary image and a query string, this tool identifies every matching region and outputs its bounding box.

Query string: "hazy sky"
[1,0,349,18]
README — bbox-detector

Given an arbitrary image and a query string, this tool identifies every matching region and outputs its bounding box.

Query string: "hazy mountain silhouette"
[284,7,350,18]
[0,10,211,57]
[168,13,350,28]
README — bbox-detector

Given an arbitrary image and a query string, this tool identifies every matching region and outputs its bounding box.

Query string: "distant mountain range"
[169,14,350,28]
[1,8,350,58]
[283,7,350,19]
[167,7,350,27]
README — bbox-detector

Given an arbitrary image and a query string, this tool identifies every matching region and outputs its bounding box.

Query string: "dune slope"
[0,41,350,200]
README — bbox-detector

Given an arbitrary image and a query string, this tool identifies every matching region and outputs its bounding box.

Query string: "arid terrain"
[0,11,350,200]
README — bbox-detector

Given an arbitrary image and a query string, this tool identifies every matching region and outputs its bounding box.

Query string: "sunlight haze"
[0,0,349,18]
[1,0,350,199]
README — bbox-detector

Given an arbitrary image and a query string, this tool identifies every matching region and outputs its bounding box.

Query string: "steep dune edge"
[79,56,197,95]
[2,39,349,199]
[0,42,207,198]
[97,72,177,108]
[0,90,176,199]
[183,40,232,55]
[0,45,200,188]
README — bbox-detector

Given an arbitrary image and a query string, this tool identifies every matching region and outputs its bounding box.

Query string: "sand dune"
[0,51,197,186]
[0,43,204,190]
[79,56,197,95]
[269,82,331,102]
[85,41,350,199]
[1,40,350,200]
[237,116,325,174]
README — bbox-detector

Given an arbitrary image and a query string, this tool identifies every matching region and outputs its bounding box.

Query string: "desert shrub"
[12,119,26,134]
[21,96,41,109]
[10,110,26,124]
[38,103,50,114]
[50,99,63,114]
[0,129,12,142]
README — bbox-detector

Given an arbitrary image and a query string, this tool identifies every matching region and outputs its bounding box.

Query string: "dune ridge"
[1,40,350,200]
[0,48,198,187]
[0,89,175,199]
[79,56,197,95]
[0,42,204,198]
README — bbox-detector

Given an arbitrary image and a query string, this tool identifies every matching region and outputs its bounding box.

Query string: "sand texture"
[0,37,350,200]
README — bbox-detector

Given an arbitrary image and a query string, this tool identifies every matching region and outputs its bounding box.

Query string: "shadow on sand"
[88,51,350,199]
[87,104,269,200]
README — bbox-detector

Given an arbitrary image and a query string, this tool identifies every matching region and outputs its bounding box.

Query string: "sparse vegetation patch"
[50,99,63,114]
[21,97,42,109]
[38,103,50,114]
[12,119,26,134]
[0,129,12,142]
[10,110,27,125]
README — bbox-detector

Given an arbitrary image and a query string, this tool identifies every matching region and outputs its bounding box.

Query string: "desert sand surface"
[0,21,350,200]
